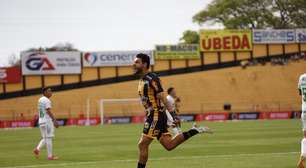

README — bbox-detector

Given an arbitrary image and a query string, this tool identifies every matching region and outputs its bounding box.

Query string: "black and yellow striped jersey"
[138,72,164,117]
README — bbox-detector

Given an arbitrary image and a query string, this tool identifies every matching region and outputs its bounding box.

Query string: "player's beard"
[134,69,143,76]
[133,66,143,76]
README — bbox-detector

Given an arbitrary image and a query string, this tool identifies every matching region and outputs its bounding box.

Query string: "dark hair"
[136,53,150,69]
[167,87,174,94]
[42,87,51,93]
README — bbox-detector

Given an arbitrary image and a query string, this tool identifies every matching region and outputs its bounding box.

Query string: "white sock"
[301,138,306,157]
[46,138,53,158]
[36,139,46,151]
[172,127,182,137]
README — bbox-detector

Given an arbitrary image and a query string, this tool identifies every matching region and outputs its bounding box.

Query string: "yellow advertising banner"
[155,44,200,59]
[200,29,252,51]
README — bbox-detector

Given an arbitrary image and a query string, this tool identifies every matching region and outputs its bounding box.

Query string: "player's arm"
[150,76,174,113]
[299,77,302,96]
[175,97,181,114]
[160,94,181,126]
[46,108,59,128]
[157,92,174,113]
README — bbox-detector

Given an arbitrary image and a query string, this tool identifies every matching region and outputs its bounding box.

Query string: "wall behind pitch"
[0,60,305,120]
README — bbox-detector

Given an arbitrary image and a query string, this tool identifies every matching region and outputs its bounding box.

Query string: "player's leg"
[46,121,58,160]
[298,112,306,168]
[46,138,53,159]
[33,124,47,158]
[137,135,153,168]
[159,123,212,151]
[172,126,182,137]
[298,131,306,168]
[37,139,46,150]
[159,133,183,151]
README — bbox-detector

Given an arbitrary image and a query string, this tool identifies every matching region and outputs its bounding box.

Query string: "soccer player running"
[165,87,182,137]
[133,53,212,168]
[33,87,59,160]
[298,73,306,168]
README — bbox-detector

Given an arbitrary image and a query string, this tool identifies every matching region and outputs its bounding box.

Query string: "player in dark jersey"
[133,53,212,168]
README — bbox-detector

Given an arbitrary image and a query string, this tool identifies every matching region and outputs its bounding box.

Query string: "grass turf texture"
[0,120,301,168]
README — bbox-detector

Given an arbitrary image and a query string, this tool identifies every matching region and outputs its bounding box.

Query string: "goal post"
[99,98,142,125]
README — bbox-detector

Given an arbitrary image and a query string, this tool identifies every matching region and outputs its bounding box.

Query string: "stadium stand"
[0,43,305,121]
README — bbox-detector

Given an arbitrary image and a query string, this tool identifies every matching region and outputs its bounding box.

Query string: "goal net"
[99,98,143,125]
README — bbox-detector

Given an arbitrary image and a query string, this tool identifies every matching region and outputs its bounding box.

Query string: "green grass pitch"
[0,120,302,168]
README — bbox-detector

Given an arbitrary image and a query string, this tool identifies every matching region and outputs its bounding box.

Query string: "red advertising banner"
[76,118,101,126]
[66,118,78,125]
[0,66,21,83]
[0,120,35,128]
[131,116,145,123]
[260,111,292,120]
[196,112,229,121]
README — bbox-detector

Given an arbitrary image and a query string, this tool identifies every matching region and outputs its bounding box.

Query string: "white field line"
[0,151,299,168]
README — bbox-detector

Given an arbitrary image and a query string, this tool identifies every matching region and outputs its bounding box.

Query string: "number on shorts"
[303,88,306,102]
[39,108,45,118]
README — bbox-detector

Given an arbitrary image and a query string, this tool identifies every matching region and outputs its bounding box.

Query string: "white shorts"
[165,110,182,136]
[165,110,175,126]
[39,121,54,138]
[301,105,306,131]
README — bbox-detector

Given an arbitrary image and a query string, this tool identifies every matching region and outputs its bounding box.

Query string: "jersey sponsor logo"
[302,88,306,102]
[152,130,160,136]
[84,52,98,65]
[26,53,55,71]
[144,122,149,129]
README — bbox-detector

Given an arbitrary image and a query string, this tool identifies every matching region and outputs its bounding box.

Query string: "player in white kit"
[166,87,182,137]
[298,73,306,168]
[33,87,59,160]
